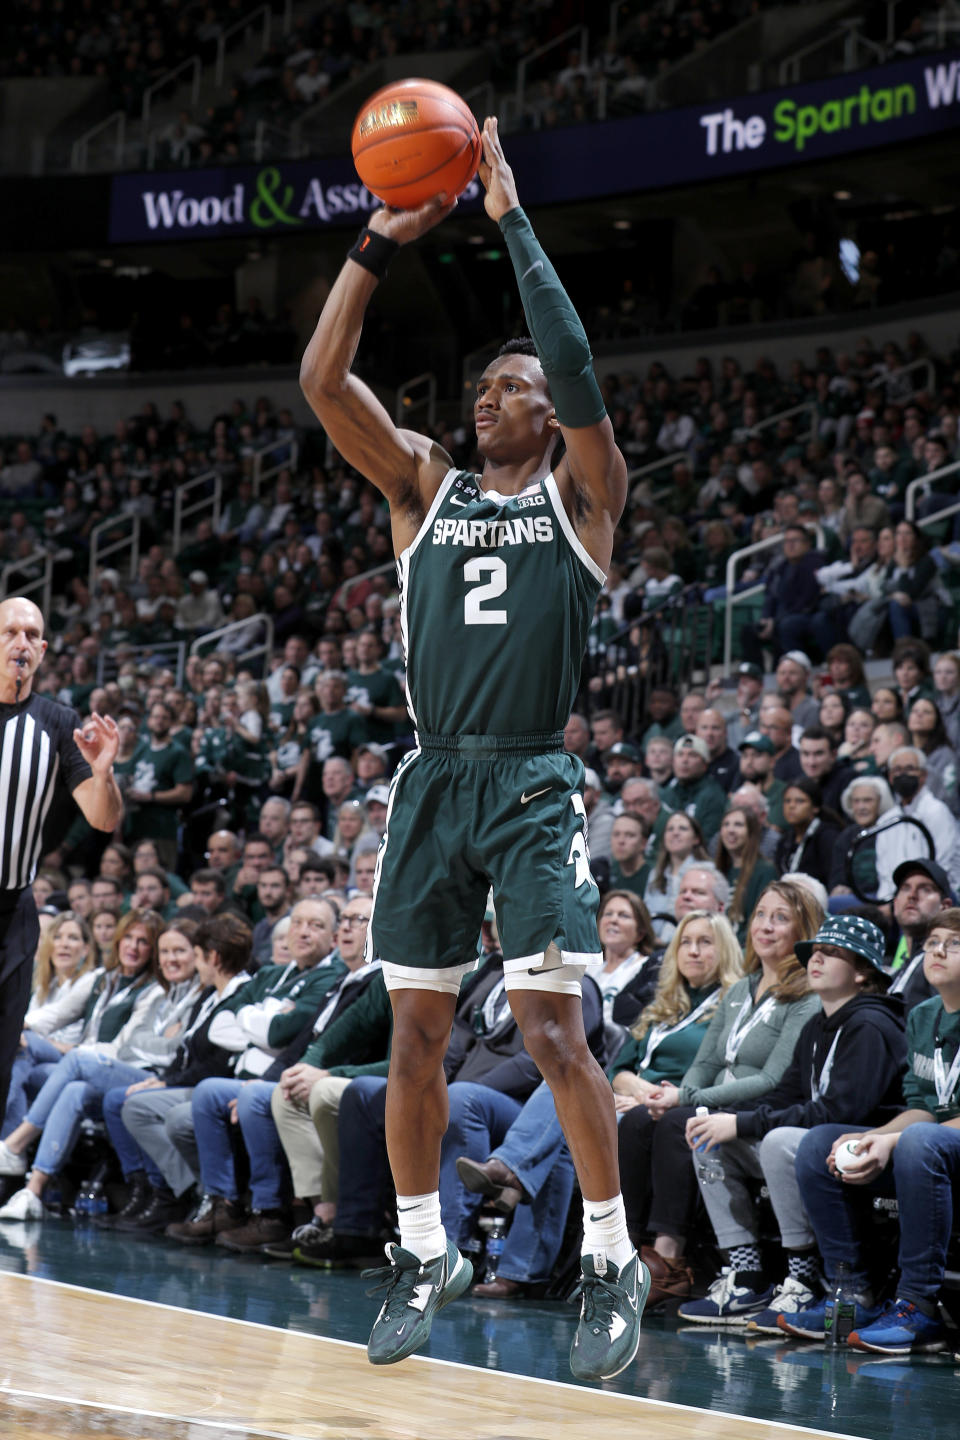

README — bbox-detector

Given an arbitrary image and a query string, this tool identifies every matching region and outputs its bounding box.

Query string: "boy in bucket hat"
[678,913,906,1331]
[781,906,960,1353]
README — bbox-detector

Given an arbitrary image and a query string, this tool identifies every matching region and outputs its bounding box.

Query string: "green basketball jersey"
[399,469,604,735]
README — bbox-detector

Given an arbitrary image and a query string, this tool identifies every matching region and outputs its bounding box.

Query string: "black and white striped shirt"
[0,695,91,891]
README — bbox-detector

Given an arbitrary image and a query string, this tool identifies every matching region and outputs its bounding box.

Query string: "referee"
[0,597,123,1119]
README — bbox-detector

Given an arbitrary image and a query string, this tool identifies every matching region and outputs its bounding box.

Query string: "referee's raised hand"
[73,711,120,772]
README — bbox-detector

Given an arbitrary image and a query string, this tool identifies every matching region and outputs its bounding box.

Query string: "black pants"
[0,891,40,1122]
[618,1103,701,1242]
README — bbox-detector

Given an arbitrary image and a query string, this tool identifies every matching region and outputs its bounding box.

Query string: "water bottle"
[824,1262,857,1348]
[694,1106,725,1184]
[483,1216,508,1284]
[74,1183,92,1220]
[88,1180,108,1218]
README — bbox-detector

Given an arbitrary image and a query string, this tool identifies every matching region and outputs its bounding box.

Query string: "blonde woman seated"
[618,881,823,1306]
[642,812,712,941]
[2,912,100,1138]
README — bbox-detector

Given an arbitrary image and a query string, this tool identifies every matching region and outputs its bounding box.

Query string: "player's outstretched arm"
[300,195,457,509]
[479,117,626,569]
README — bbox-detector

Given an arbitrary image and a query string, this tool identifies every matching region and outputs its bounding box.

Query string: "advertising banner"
[108,51,960,244]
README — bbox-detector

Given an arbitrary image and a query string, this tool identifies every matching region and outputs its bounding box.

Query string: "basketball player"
[300,116,647,1379]
[0,596,123,1123]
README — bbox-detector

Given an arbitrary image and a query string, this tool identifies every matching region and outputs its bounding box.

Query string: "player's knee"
[390,1013,450,1080]
[520,1016,585,1080]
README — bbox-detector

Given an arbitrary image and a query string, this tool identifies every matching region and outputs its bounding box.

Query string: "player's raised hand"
[478,116,519,223]
[368,191,458,247]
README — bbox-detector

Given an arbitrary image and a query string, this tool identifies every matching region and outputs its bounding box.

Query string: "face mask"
[890,771,920,802]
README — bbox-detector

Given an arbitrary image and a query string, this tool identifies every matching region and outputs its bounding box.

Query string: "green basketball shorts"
[368,732,602,993]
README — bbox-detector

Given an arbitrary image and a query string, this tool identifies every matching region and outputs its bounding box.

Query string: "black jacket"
[161,977,252,1090]
[734,991,907,1138]
[444,958,605,1102]
[775,818,843,887]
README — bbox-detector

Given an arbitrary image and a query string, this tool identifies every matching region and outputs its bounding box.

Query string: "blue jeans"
[3,1032,62,1137]
[191,1077,286,1211]
[888,598,919,640]
[796,1122,960,1307]
[25,1048,154,1176]
[442,1083,523,1244]
[491,1080,577,1284]
[103,1085,166,1189]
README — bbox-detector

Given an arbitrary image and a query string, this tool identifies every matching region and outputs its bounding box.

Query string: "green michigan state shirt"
[398,470,604,736]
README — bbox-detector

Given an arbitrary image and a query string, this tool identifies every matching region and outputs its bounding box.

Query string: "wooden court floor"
[0,1269,875,1440]
[1,1221,958,1440]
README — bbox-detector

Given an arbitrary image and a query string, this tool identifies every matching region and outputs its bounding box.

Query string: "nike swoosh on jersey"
[450,496,468,507]
[520,786,552,804]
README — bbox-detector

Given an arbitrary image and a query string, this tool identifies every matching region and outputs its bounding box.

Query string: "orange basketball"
[351,78,482,211]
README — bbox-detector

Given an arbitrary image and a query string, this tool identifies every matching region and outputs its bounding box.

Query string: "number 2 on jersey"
[464,557,507,625]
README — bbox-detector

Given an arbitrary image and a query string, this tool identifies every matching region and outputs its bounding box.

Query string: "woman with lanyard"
[781,908,960,1354]
[679,913,906,1331]
[620,880,822,1307]
[0,915,199,1219]
[608,910,742,1112]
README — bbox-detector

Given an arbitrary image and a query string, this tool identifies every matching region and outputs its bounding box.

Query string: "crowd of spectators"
[675,214,960,335]
[0,314,958,1355]
[2,0,844,169]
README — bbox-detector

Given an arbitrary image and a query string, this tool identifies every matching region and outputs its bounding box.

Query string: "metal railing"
[190,612,275,675]
[580,590,715,729]
[627,451,691,507]
[461,81,495,122]
[516,24,588,115]
[626,401,816,511]
[253,118,304,161]
[142,55,202,134]
[882,355,936,401]
[97,640,187,687]
[750,400,817,443]
[252,439,299,495]
[333,559,396,613]
[215,3,273,87]
[173,469,222,556]
[778,19,886,85]
[0,549,53,616]
[721,524,825,673]
[905,459,960,522]
[396,373,437,430]
[89,514,141,593]
[71,110,126,174]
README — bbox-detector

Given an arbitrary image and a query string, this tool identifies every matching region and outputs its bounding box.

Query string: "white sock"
[396,1191,446,1263]
[581,1195,634,1272]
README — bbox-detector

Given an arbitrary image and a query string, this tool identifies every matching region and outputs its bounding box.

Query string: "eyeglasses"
[923,936,960,957]
[340,914,370,928]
